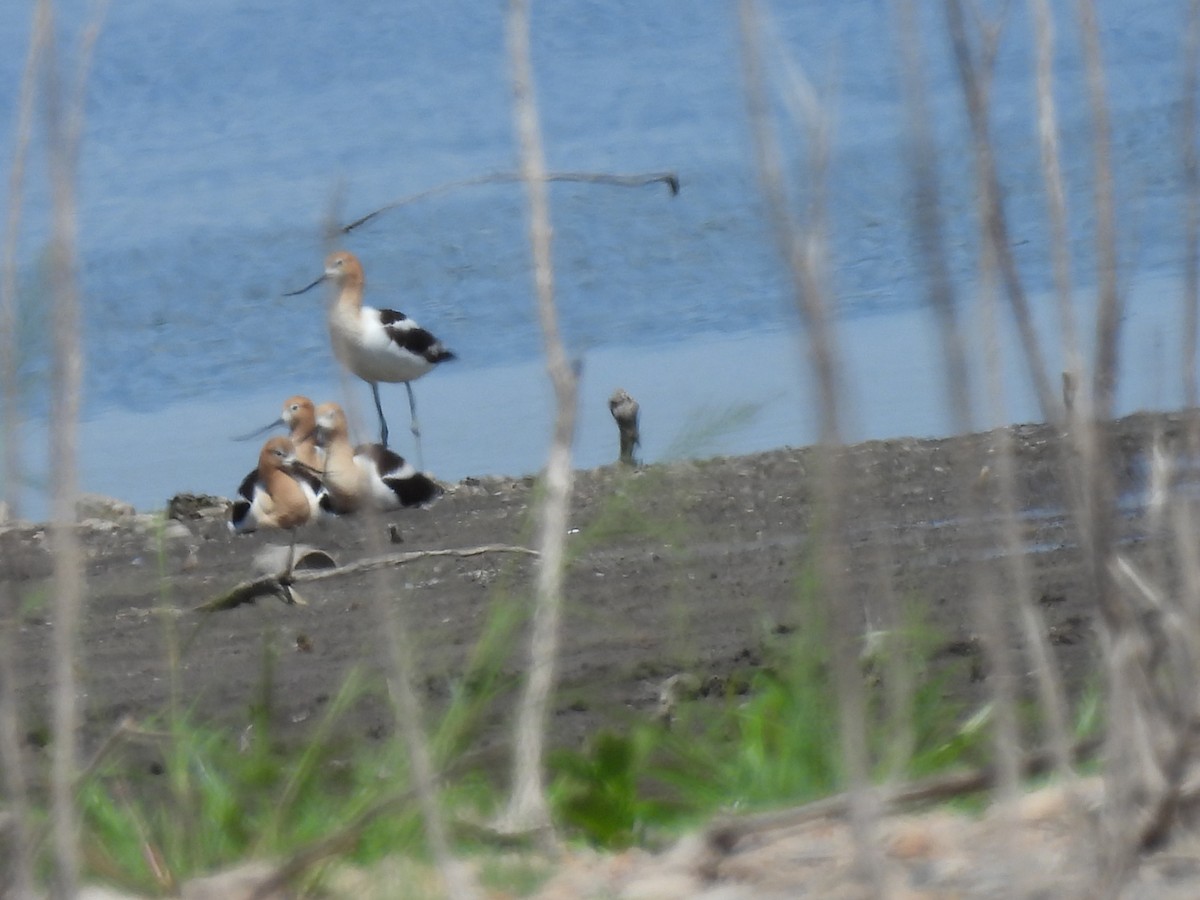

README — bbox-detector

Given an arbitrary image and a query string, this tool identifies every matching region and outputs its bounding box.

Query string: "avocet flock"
[228,250,449,564]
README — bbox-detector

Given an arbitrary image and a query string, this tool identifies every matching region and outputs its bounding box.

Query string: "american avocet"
[234,395,323,470]
[229,436,327,579]
[285,250,455,467]
[314,401,442,513]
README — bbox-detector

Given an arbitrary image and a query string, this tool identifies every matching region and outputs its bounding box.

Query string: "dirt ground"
[1,410,1194,897]
[2,411,1181,766]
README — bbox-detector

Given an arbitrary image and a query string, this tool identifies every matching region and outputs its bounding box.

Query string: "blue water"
[1,0,1197,514]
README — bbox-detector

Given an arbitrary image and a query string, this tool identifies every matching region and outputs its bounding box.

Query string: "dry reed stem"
[975,248,1024,808]
[1050,0,1151,884]
[308,210,480,895]
[737,1,883,891]
[895,0,1041,814]
[1184,0,1200,413]
[362,543,477,896]
[891,0,970,428]
[41,0,107,893]
[944,0,1058,424]
[0,5,52,894]
[1076,2,1122,420]
[1028,0,1081,377]
[492,0,580,841]
[341,170,679,234]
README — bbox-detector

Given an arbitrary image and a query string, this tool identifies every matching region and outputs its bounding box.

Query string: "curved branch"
[341,170,680,233]
[196,544,537,612]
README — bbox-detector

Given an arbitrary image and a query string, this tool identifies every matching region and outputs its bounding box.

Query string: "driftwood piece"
[608,388,640,466]
[196,544,538,612]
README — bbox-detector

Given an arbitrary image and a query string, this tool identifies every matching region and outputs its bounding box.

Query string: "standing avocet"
[229,436,326,580]
[314,401,441,513]
[285,251,455,468]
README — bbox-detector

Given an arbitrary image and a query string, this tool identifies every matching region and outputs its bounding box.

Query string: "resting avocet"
[229,436,326,578]
[314,401,442,513]
[234,395,323,470]
[285,250,455,468]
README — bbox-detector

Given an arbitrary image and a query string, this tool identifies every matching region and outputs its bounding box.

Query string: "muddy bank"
[0,410,1186,770]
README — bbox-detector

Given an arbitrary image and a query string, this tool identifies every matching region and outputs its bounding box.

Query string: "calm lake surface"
[0,0,1196,516]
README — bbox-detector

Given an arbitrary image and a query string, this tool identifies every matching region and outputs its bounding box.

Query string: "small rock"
[885,817,942,860]
[252,544,337,574]
[76,493,136,521]
[167,492,229,520]
[80,887,152,900]
[161,520,192,541]
[79,517,120,533]
[181,860,284,900]
[620,871,705,899]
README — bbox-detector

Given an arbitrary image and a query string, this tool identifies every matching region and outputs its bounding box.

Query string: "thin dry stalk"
[41,0,90,889]
[1076,2,1122,421]
[1051,0,1148,884]
[42,6,108,895]
[310,230,478,895]
[1184,0,1200,412]
[340,486,478,894]
[0,3,52,893]
[974,245,1023,808]
[737,1,882,891]
[1028,0,1081,377]
[944,0,1058,423]
[341,170,679,234]
[891,0,970,429]
[895,0,1056,808]
[492,0,580,841]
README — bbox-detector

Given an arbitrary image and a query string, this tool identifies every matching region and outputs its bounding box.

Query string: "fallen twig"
[196,544,538,612]
[704,735,1103,852]
[341,170,679,233]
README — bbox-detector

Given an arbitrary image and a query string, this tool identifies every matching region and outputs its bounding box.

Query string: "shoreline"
[2,407,1184,763]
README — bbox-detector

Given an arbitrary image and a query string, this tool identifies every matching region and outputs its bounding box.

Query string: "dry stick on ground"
[490,0,580,842]
[341,170,679,234]
[705,735,1104,853]
[0,5,52,895]
[195,544,538,612]
[244,747,496,900]
[738,2,883,891]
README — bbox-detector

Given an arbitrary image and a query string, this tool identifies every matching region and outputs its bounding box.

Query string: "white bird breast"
[328,306,436,384]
